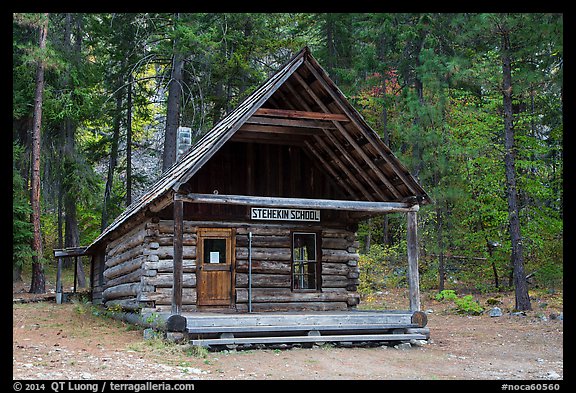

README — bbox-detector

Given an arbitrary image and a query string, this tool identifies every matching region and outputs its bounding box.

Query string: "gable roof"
[87,47,430,252]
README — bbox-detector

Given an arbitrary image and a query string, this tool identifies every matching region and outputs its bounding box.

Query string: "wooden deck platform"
[171,309,429,349]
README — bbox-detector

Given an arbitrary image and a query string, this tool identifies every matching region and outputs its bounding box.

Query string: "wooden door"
[197,228,235,307]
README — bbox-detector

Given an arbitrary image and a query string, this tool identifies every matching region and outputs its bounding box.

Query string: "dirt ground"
[12,281,564,381]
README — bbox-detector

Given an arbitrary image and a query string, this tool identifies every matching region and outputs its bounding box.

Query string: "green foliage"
[435,290,483,315]
[454,295,484,315]
[535,261,563,290]
[13,143,34,270]
[12,13,562,296]
[435,289,458,301]
[358,243,407,295]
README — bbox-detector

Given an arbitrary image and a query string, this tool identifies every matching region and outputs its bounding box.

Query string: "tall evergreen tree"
[29,13,49,294]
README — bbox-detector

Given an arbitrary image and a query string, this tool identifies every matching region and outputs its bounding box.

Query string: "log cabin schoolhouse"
[79,47,432,346]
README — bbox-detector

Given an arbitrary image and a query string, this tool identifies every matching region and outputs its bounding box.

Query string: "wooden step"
[187,323,419,334]
[185,311,413,328]
[190,333,426,347]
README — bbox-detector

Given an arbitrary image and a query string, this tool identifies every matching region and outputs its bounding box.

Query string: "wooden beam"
[53,246,89,257]
[172,197,184,315]
[254,108,349,122]
[407,211,421,312]
[175,193,419,213]
[246,115,337,129]
[238,123,324,136]
[231,130,305,146]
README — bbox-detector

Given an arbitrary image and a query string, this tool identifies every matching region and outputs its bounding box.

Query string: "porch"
[163,309,429,349]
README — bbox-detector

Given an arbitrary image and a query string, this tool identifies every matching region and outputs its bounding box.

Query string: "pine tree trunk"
[126,72,133,207]
[500,25,531,311]
[101,81,123,231]
[162,52,184,172]
[29,13,49,294]
[162,14,184,173]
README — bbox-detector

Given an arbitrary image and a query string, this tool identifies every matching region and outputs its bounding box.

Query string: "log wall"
[101,222,147,311]
[101,218,360,313]
[234,226,360,312]
[139,219,198,313]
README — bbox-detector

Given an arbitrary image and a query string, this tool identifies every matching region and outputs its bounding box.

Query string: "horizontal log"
[153,234,197,247]
[235,260,291,274]
[176,193,419,213]
[321,275,350,288]
[104,268,142,289]
[236,227,291,236]
[106,222,146,254]
[235,273,291,288]
[235,288,348,303]
[141,272,196,288]
[142,259,196,273]
[53,247,88,258]
[103,282,140,301]
[104,298,141,311]
[321,230,355,240]
[144,245,196,259]
[152,304,198,313]
[235,301,348,312]
[105,244,143,268]
[155,220,198,234]
[139,287,197,305]
[322,249,359,263]
[321,262,350,276]
[107,229,146,258]
[320,237,353,250]
[236,235,290,248]
[103,256,143,280]
[236,247,291,261]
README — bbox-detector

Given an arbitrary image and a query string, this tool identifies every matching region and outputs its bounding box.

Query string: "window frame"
[290,231,322,292]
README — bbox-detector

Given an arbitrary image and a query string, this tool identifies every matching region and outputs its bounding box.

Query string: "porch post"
[407,210,421,311]
[172,197,184,315]
[56,256,63,304]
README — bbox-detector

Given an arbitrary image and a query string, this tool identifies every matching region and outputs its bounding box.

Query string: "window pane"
[203,238,227,264]
[293,233,316,261]
[292,233,317,290]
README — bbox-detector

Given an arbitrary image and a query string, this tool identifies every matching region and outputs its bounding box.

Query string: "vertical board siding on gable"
[187,142,346,200]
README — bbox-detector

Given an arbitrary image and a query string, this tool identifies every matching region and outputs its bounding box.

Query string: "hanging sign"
[251,207,320,222]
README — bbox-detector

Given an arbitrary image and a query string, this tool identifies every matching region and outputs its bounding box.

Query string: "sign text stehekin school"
[250,207,320,222]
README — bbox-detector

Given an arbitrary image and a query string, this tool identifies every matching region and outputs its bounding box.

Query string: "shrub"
[435,289,458,301]
[454,295,484,315]
[435,289,484,315]
[358,243,406,294]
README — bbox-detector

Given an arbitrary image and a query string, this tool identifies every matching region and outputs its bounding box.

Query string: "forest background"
[12,13,563,310]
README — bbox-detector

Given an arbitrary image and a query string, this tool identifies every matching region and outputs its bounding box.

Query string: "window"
[202,238,227,264]
[292,232,319,290]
